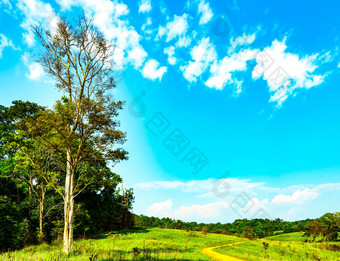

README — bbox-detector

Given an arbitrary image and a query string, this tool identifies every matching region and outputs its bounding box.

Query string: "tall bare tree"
[31,16,128,253]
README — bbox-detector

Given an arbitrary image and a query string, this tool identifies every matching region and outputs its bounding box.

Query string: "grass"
[0,228,241,260]
[267,232,324,242]
[266,232,310,242]
[214,239,340,261]
[2,229,340,260]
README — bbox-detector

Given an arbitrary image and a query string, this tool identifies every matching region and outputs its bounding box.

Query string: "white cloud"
[229,33,256,51]
[175,36,192,47]
[136,177,267,196]
[137,178,216,192]
[233,79,243,96]
[55,0,73,10]
[17,0,58,47]
[127,46,147,69]
[141,17,153,38]
[138,0,152,13]
[137,177,340,221]
[198,0,213,25]
[163,46,177,65]
[272,188,319,205]
[146,199,173,217]
[174,201,227,220]
[181,37,217,82]
[205,48,258,90]
[27,63,44,80]
[0,33,17,58]
[136,178,340,205]
[157,14,189,42]
[317,51,334,63]
[252,37,327,107]
[22,53,44,80]
[56,0,147,70]
[142,59,167,81]
[146,199,227,220]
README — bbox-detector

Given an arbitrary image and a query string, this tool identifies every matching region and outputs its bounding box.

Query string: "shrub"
[188,230,197,237]
[201,227,208,235]
[262,242,269,250]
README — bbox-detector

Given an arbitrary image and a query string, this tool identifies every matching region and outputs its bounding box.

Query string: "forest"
[0,100,134,251]
[134,212,340,241]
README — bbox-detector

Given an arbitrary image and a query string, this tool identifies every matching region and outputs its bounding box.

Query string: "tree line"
[134,212,340,241]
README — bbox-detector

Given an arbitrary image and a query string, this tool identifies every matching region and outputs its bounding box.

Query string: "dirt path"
[200,241,246,261]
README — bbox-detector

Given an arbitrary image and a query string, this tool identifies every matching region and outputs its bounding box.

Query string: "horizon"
[1,0,340,224]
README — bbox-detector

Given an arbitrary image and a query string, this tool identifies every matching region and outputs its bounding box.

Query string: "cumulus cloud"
[272,188,320,205]
[138,177,340,221]
[56,0,147,70]
[157,14,189,42]
[22,53,44,80]
[175,201,227,220]
[136,178,340,205]
[229,33,256,51]
[205,48,258,90]
[11,0,335,107]
[175,36,192,48]
[252,37,327,107]
[138,0,152,13]
[146,199,228,220]
[0,33,17,58]
[164,46,177,65]
[127,46,147,69]
[197,0,213,25]
[17,0,58,47]
[141,17,153,38]
[181,37,217,82]
[146,199,173,217]
[142,59,167,81]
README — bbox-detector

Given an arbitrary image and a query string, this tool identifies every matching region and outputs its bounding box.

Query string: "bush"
[262,242,269,250]
[188,230,197,237]
[201,227,208,235]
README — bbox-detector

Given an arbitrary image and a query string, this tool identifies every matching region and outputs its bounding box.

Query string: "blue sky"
[1,0,340,223]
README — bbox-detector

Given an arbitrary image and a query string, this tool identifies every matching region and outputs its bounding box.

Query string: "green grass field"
[215,238,340,260]
[0,228,241,260]
[266,232,311,242]
[2,229,340,260]
[267,231,340,243]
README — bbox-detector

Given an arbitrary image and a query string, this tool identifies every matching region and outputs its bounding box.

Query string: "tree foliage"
[0,101,133,251]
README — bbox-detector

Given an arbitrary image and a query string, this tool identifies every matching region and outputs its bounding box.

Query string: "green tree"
[305,220,325,242]
[241,226,254,239]
[319,213,339,241]
[32,16,128,253]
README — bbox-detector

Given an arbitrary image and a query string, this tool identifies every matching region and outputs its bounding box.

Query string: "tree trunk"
[63,150,74,254]
[39,184,46,233]
[39,199,44,234]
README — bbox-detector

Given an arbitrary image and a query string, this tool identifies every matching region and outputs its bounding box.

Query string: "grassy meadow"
[0,228,242,260]
[2,228,340,260]
[215,234,340,261]
[266,232,320,242]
